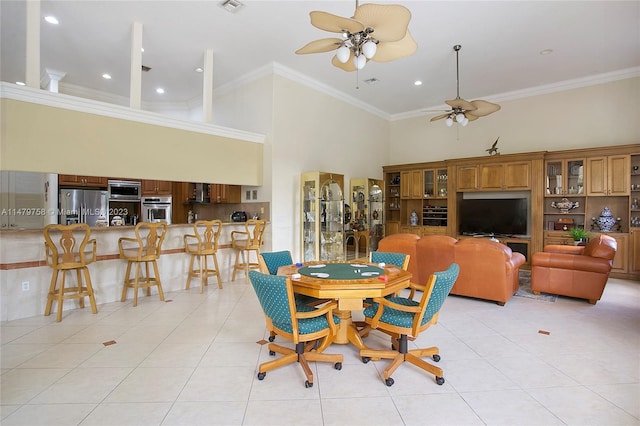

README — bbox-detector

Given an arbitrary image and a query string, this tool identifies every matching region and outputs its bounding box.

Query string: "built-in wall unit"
[384,145,640,279]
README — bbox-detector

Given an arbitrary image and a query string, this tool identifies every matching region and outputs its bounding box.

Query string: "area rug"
[515,270,557,302]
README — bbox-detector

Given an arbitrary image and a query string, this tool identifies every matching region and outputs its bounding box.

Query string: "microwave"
[108,180,141,201]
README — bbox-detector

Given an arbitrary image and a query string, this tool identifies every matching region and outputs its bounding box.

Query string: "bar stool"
[231,219,266,282]
[43,223,98,322]
[184,219,223,292]
[118,222,167,307]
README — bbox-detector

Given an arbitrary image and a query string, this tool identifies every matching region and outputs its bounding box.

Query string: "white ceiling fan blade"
[445,98,476,111]
[371,30,417,62]
[295,38,343,55]
[430,113,450,122]
[309,11,364,34]
[468,100,501,117]
[353,4,411,42]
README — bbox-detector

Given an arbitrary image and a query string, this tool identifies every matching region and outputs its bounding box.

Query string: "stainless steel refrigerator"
[59,189,109,226]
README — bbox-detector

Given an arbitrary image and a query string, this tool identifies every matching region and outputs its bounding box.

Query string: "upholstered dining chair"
[183,219,223,293]
[258,250,331,342]
[118,222,167,307]
[43,223,98,322]
[248,270,343,388]
[359,263,460,387]
[231,219,266,282]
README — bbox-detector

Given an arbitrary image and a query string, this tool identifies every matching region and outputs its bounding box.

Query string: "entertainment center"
[383,144,640,279]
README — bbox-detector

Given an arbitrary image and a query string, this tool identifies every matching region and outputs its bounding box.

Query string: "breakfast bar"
[0,221,271,321]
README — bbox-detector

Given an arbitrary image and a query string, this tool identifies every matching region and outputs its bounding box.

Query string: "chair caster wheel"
[268,336,275,342]
[334,362,342,370]
[257,372,266,380]
[361,357,371,364]
[432,354,441,362]
[305,380,313,388]
[435,376,445,385]
[385,377,394,387]
[269,350,275,356]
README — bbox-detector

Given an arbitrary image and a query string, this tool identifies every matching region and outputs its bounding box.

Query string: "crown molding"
[0,82,265,144]
[391,66,640,122]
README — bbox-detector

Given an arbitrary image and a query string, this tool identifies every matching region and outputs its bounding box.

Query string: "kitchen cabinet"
[400,170,423,199]
[586,155,630,196]
[142,179,172,196]
[58,174,107,188]
[301,172,345,262]
[209,184,241,203]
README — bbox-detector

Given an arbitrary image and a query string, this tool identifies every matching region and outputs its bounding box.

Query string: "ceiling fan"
[430,45,501,126]
[295,1,417,72]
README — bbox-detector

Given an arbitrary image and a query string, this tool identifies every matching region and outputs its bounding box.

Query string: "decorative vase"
[595,207,616,232]
[410,210,419,226]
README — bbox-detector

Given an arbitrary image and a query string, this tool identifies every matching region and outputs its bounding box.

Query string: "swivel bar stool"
[184,219,223,292]
[43,223,98,322]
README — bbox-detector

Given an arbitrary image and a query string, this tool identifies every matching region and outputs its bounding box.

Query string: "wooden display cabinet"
[400,170,423,199]
[586,155,630,196]
[349,178,384,255]
[301,171,345,262]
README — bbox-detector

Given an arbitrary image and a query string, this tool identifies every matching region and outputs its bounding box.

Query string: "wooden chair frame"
[231,219,266,282]
[118,222,167,306]
[43,223,98,322]
[184,220,223,292]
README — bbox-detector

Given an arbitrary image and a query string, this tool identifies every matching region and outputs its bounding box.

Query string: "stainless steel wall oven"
[141,196,172,224]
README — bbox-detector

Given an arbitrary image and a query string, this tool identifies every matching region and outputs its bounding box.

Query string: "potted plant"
[569,227,589,245]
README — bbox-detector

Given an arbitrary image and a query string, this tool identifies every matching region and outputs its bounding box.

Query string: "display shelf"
[301,172,344,262]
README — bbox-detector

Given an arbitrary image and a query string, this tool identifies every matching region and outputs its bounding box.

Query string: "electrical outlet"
[21,281,30,291]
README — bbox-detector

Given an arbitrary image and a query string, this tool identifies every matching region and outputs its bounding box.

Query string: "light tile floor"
[1,276,639,425]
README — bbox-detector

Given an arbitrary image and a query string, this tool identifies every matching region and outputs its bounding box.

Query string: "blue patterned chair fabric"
[370,251,409,269]
[360,263,460,387]
[248,270,343,387]
[260,251,293,275]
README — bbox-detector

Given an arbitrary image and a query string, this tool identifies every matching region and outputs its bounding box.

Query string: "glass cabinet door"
[369,182,384,251]
[436,169,448,197]
[545,159,584,196]
[302,178,317,262]
[320,179,344,261]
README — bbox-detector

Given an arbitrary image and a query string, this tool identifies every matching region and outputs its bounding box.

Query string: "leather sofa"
[378,234,526,305]
[531,234,617,304]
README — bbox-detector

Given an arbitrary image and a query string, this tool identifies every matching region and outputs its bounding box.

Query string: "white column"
[130,21,143,109]
[25,0,40,88]
[202,49,214,123]
[44,68,66,93]
[45,174,58,225]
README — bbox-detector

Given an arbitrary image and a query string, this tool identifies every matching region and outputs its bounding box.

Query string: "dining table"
[277,261,412,350]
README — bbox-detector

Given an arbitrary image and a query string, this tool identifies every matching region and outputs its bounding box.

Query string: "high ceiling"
[2,1,639,118]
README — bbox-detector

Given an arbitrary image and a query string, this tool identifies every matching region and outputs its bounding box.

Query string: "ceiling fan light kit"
[430,44,501,126]
[295,2,417,72]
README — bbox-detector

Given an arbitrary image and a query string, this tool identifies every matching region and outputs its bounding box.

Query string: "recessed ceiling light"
[539,49,553,55]
[16,81,25,86]
[194,67,204,73]
[414,80,423,86]
[44,16,59,25]
[220,0,243,13]
[156,88,165,94]
[102,74,112,80]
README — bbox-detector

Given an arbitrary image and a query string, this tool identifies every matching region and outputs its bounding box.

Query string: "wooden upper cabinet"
[504,162,531,189]
[400,170,423,199]
[586,155,630,196]
[479,162,530,190]
[456,166,478,191]
[209,184,241,203]
[58,174,107,188]
[141,179,172,196]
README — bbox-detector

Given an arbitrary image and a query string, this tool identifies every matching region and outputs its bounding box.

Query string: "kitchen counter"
[0,221,271,321]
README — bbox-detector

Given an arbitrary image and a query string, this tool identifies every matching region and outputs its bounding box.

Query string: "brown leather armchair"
[531,234,617,304]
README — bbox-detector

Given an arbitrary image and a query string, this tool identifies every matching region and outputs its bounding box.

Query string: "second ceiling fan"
[430,45,501,126]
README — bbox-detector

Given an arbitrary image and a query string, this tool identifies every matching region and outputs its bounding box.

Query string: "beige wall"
[389,77,640,165]
[1,98,263,185]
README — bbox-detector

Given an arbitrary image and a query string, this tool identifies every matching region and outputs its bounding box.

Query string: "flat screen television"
[459,198,528,236]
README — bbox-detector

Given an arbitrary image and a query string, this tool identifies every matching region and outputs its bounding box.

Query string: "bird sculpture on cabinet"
[486,137,500,156]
